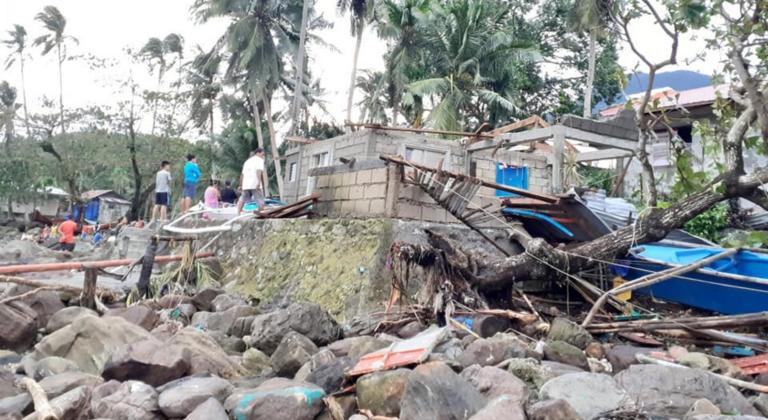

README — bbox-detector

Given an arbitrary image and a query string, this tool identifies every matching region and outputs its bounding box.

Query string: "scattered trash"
[348,327,448,376]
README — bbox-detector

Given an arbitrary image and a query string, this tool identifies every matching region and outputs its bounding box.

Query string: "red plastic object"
[731,353,768,375]
[348,327,446,377]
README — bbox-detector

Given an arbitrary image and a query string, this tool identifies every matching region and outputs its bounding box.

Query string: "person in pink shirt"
[204,179,221,209]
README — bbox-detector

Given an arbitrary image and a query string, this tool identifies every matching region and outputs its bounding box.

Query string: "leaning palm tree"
[569,0,615,118]
[163,33,185,136]
[337,0,377,126]
[356,70,389,124]
[2,25,31,138]
[33,6,77,135]
[187,47,222,141]
[139,37,167,135]
[0,81,20,154]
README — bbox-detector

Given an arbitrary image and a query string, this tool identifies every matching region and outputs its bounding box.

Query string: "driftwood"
[581,248,740,326]
[19,377,58,420]
[586,312,768,333]
[636,353,768,393]
[0,275,120,302]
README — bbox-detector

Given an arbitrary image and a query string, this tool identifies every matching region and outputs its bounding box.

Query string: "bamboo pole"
[582,248,739,326]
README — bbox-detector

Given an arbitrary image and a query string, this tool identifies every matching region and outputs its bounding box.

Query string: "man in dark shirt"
[220,180,238,205]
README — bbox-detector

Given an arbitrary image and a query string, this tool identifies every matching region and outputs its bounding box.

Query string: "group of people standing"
[151,148,267,222]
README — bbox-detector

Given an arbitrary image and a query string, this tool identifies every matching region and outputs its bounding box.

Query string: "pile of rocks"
[1,288,767,420]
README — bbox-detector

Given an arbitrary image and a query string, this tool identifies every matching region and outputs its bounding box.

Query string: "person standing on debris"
[152,160,172,223]
[182,154,202,213]
[56,215,77,252]
[220,180,238,205]
[237,148,266,214]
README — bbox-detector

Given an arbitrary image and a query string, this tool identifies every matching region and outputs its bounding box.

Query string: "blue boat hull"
[620,245,768,315]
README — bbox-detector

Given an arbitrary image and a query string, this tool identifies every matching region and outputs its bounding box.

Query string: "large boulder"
[543,341,588,370]
[90,380,164,420]
[32,357,80,380]
[356,369,412,418]
[105,305,159,331]
[226,378,325,420]
[327,336,374,357]
[191,305,257,334]
[0,371,19,399]
[547,318,592,350]
[165,327,246,379]
[460,365,528,405]
[191,288,224,312]
[539,372,630,419]
[305,356,356,393]
[347,336,391,359]
[17,290,64,329]
[102,338,190,386]
[230,315,258,338]
[185,397,228,420]
[210,293,246,312]
[294,349,336,382]
[457,336,528,368]
[505,358,559,390]
[0,302,38,352]
[469,395,526,420]
[526,399,581,420]
[207,330,246,354]
[157,376,233,418]
[242,348,272,375]
[616,364,760,417]
[399,362,486,420]
[38,372,103,399]
[270,331,319,377]
[605,345,653,373]
[247,303,341,355]
[26,385,90,420]
[0,393,31,418]
[30,315,152,375]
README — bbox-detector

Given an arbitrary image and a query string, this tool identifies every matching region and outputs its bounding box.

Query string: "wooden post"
[137,236,158,298]
[81,267,97,310]
[551,126,565,193]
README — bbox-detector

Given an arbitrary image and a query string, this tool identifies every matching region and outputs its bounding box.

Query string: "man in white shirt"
[237,148,266,214]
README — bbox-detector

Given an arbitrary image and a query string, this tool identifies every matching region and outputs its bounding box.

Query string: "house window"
[288,162,297,182]
[312,151,330,168]
[404,147,447,168]
[495,163,529,197]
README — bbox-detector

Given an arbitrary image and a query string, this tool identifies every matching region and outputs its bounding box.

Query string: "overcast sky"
[0,0,724,138]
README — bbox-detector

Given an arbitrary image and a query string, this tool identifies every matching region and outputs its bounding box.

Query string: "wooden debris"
[19,377,59,420]
[586,312,768,334]
[636,353,768,393]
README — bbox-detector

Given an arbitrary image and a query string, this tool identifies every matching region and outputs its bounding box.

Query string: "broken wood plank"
[586,311,768,333]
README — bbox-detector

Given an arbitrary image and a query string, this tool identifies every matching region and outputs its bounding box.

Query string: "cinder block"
[356,169,373,184]
[317,176,329,188]
[341,200,355,214]
[364,183,386,199]
[397,202,421,220]
[349,185,365,200]
[354,200,370,214]
[343,172,357,186]
[330,173,344,188]
[421,206,446,223]
[334,187,349,200]
[370,168,388,183]
[369,199,386,215]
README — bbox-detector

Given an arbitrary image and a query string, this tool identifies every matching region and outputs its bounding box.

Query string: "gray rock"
[165,327,246,379]
[156,294,193,309]
[305,356,355,393]
[17,290,64,329]
[158,376,233,418]
[543,341,588,370]
[539,372,630,419]
[0,393,31,418]
[685,398,721,418]
[460,365,528,404]
[679,352,711,370]
[356,369,411,418]
[468,395,526,420]
[505,358,558,390]
[541,360,586,376]
[32,357,79,380]
[242,348,272,375]
[294,349,336,382]
[400,361,486,420]
[26,385,90,420]
[347,336,390,358]
[754,394,768,416]
[102,338,190,386]
[616,364,760,417]
[0,302,38,352]
[210,293,246,312]
[247,303,340,355]
[687,417,766,420]
[31,315,153,375]
[45,306,99,334]
[191,305,257,334]
[0,371,20,399]
[270,331,318,377]
[191,288,224,312]
[230,315,258,338]
[458,338,522,368]
[316,394,356,420]
[105,304,159,330]
[605,345,652,372]
[547,318,592,349]
[226,378,325,420]
[185,397,227,420]
[91,380,163,420]
[526,399,581,420]
[397,321,425,338]
[39,371,103,399]
[207,330,246,354]
[0,350,21,367]
[327,336,373,357]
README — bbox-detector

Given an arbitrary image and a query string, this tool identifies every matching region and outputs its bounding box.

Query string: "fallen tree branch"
[0,286,64,305]
[0,275,120,302]
[585,312,768,333]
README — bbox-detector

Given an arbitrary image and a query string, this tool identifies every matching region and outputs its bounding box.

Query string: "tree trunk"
[56,43,65,135]
[20,55,31,138]
[346,29,364,128]
[166,58,184,137]
[250,88,265,151]
[262,95,285,200]
[209,97,215,141]
[583,30,597,118]
[151,69,163,137]
[290,0,311,135]
[128,87,143,221]
[635,69,659,207]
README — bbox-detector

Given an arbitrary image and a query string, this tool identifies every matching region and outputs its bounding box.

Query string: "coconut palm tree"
[139,37,167,135]
[33,6,77,135]
[356,70,389,124]
[569,0,614,118]
[406,0,534,131]
[187,47,222,141]
[289,0,312,134]
[0,82,20,153]
[2,25,31,138]
[337,0,377,126]
[163,33,185,136]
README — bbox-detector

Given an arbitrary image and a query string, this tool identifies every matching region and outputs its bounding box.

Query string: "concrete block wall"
[313,166,390,218]
[471,149,551,196]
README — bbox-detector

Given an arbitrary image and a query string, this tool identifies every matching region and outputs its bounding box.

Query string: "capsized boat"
[615,244,768,315]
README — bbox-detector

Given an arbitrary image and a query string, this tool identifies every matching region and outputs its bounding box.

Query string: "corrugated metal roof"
[81,190,129,204]
[600,84,730,118]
